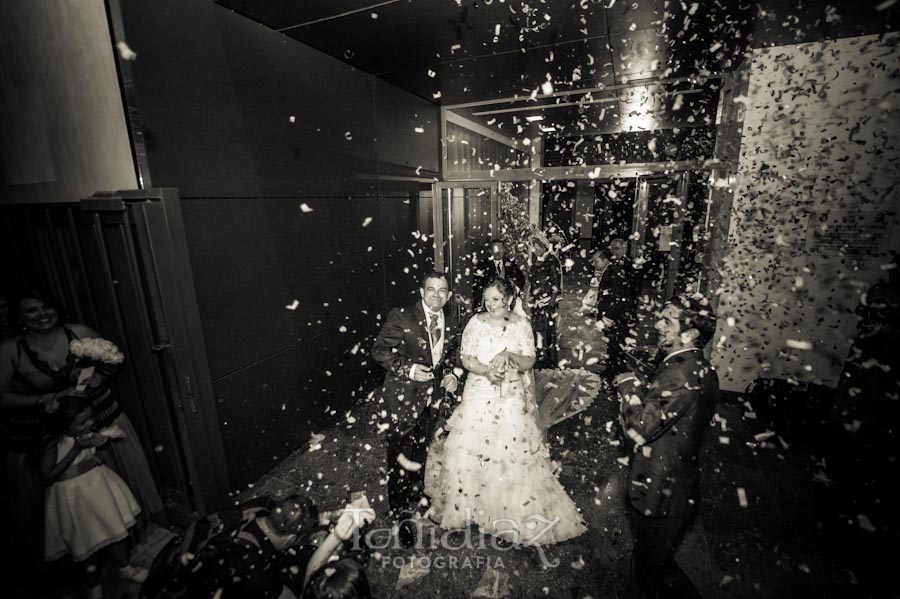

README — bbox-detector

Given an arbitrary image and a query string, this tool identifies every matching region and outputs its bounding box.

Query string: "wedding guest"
[589,249,636,378]
[615,296,719,599]
[303,558,371,599]
[371,270,461,547]
[143,493,373,599]
[608,237,640,302]
[527,231,562,369]
[41,396,148,599]
[0,289,163,542]
[472,239,525,307]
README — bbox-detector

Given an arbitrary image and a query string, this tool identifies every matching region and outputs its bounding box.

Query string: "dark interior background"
[117,0,439,487]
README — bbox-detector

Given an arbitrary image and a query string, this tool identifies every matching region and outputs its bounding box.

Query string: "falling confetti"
[115,41,137,61]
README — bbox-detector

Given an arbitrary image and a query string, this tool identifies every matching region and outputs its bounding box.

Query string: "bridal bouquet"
[70,337,125,391]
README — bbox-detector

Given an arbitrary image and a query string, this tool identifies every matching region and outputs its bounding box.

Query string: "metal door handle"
[184,375,198,414]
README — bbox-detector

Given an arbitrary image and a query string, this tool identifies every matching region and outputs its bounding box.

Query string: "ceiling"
[214,0,900,139]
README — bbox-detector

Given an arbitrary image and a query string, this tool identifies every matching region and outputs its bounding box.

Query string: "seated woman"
[0,288,163,540]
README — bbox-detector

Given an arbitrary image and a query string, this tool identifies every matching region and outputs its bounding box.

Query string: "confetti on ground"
[785,339,813,350]
[737,487,748,508]
[285,300,299,310]
[472,566,510,598]
[299,203,313,212]
[396,556,431,590]
[308,432,325,453]
[857,514,877,532]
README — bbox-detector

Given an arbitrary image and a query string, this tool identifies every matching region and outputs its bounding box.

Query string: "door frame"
[431,181,500,274]
[82,189,230,516]
[631,172,691,301]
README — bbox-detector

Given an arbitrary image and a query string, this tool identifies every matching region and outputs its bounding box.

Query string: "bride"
[426,277,586,545]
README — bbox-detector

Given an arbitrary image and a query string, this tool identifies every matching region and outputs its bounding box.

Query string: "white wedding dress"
[425,314,586,545]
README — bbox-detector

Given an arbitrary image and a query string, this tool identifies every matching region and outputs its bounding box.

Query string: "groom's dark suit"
[372,301,461,518]
[617,348,718,598]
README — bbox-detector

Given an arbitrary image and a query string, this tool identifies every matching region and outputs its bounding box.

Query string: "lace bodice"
[460,315,535,366]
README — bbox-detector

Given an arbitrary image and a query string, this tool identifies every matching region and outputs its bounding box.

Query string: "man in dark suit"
[614,296,719,599]
[371,270,461,546]
[472,239,525,308]
[609,237,640,302]
[590,248,637,377]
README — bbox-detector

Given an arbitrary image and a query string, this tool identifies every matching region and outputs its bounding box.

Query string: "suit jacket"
[617,349,719,518]
[371,302,461,432]
[472,255,525,305]
[596,262,635,324]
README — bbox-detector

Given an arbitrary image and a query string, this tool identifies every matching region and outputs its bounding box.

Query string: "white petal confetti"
[116,41,138,61]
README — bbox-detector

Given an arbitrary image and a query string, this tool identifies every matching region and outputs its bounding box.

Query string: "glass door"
[632,173,689,302]
[432,181,500,322]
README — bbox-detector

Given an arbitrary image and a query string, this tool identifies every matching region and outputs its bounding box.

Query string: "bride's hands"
[486,353,511,384]
[489,353,510,371]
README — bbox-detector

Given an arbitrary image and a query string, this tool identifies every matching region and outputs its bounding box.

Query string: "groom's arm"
[372,307,414,379]
[617,364,697,446]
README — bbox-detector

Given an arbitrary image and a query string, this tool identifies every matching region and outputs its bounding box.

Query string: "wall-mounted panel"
[118,0,379,198]
[212,316,383,489]
[181,196,387,380]
[373,80,439,180]
[0,0,136,203]
[713,33,900,392]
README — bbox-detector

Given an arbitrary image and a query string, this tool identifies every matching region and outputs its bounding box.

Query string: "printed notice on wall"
[805,210,894,255]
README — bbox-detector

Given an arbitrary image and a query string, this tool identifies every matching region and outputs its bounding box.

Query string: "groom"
[614,296,719,599]
[372,270,461,547]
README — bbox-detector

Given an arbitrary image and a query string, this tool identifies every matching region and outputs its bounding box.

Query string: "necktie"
[428,313,441,344]
[495,260,504,278]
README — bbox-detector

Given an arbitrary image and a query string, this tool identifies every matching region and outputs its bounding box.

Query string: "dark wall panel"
[181,196,386,380]
[377,194,431,310]
[213,315,382,488]
[119,0,379,198]
[117,0,440,489]
[182,194,425,486]
[373,79,440,180]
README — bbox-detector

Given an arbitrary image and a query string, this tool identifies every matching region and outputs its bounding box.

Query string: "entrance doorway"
[536,171,710,302]
[432,181,499,321]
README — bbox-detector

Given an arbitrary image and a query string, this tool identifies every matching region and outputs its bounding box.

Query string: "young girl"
[41,395,147,599]
[303,558,372,599]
